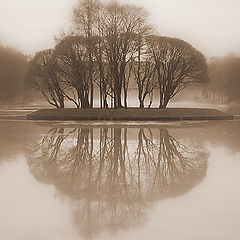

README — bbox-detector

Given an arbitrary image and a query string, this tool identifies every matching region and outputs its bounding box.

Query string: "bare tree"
[147,36,208,108]
[26,49,65,108]
[132,35,158,108]
[93,35,114,108]
[97,1,150,108]
[73,0,100,108]
[54,36,95,108]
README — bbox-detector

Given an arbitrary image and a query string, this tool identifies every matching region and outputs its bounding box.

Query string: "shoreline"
[27,108,233,121]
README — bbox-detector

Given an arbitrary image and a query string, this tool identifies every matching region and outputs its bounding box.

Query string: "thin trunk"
[139,100,144,108]
[124,92,127,108]
[90,82,93,108]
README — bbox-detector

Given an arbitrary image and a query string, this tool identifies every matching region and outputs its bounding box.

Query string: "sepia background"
[0,0,240,240]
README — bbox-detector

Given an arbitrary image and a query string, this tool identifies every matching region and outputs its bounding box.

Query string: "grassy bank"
[27,108,233,121]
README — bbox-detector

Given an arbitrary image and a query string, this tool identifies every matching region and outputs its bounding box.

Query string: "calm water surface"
[0,117,240,240]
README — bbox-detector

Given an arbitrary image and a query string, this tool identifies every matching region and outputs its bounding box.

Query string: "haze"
[0,0,240,57]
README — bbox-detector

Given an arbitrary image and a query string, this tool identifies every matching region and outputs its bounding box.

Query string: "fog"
[0,0,240,57]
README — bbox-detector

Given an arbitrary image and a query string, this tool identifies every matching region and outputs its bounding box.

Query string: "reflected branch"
[25,126,208,239]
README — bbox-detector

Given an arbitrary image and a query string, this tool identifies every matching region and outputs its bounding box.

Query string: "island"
[27,108,233,121]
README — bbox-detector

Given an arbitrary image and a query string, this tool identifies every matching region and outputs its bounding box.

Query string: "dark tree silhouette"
[96,1,150,108]
[73,0,100,108]
[25,0,208,109]
[147,35,208,108]
[132,35,158,108]
[26,49,65,108]
[93,43,113,108]
[54,36,96,108]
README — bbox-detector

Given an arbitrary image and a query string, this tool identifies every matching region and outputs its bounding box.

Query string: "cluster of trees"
[0,46,28,103]
[27,0,207,109]
[26,126,207,238]
[204,55,240,103]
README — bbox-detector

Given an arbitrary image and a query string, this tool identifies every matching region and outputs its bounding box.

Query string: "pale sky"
[0,0,240,57]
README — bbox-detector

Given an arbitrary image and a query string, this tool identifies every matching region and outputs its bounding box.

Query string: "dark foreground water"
[0,117,240,240]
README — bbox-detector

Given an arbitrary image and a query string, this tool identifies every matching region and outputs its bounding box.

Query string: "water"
[0,116,240,240]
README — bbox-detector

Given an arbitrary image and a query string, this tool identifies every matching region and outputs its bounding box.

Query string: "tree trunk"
[117,97,122,108]
[59,100,64,108]
[148,92,153,108]
[159,99,169,108]
[124,92,127,108]
[139,100,144,108]
[90,82,93,108]
[103,96,108,108]
[117,88,122,108]
[58,95,64,108]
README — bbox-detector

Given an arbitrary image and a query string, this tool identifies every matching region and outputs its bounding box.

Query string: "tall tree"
[132,34,157,108]
[93,42,113,108]
[73,0,100,108]
[54,35,95,108]
[147,36,207,108]
[97,1,150,108]
[26,49,65,108]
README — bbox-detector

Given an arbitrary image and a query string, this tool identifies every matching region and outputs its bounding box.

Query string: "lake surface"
[0,114,240,239]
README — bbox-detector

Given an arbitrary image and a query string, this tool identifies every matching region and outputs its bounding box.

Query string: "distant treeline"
[0,46,28,103]
[25,0,207,109]
[203,55,240,103]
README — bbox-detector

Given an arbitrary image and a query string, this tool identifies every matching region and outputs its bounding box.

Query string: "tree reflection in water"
[25,126,208,239]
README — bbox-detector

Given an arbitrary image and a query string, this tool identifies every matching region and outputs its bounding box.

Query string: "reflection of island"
[25,126,208,239]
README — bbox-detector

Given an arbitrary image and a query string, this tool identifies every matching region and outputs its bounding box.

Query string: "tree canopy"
[147,35,207,108]
[27,49,65,108]
[26,0,208,109]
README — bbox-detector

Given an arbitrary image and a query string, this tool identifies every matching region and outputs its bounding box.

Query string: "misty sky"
[0,0,239,58]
